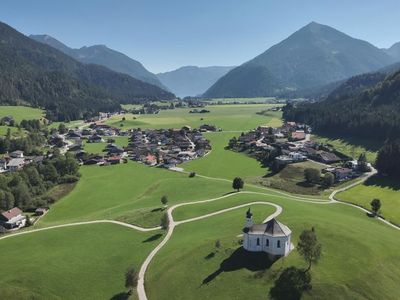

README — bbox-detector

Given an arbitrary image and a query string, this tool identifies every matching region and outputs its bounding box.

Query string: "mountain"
[0,21,174,121]
[283,69,400,140]
[30,34,166,89]
[204,22,395,98]
[157,66,235,97]
[385,42,400,61]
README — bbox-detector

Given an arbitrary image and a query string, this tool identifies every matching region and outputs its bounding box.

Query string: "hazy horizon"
[1,0,400,73]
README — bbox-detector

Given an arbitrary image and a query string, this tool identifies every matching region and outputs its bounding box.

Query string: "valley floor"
[0,103,399,300]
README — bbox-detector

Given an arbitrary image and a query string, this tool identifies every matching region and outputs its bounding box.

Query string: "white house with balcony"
[243,208,293,257]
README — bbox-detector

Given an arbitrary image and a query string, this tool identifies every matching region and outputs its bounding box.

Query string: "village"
[229,121,372,183]
[50,122,214,169]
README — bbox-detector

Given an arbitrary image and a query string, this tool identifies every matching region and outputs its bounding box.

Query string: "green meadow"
[83,136,129,154]
[0,223,162,299]
[0,105,45,122]
[147,199,400,300]
[184,132,267,180]
[337,176,400,226]
[204,97,280,104]
[38,161,232,227]
[105,104,282,131]
[1,101,399,299]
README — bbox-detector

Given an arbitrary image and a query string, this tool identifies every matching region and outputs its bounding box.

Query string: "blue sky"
[1,0,399,73]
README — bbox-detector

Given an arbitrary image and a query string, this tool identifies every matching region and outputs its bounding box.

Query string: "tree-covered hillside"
[30,34,166,89]
[0,22,174,121]
[283,70,400,140]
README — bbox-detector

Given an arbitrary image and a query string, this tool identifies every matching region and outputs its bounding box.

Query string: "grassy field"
[83,136,129,154]
[147,199,400,300]
[38,161,232,227]
[312,134,380,162]
[0,125,22,137]
[0,105,45,122]
[247,161,327,196]
[0,223,162,299]
[204,97,281,104]
[337,176,400,226]
[184,132,267,180]
[2,101,400,300]
[105,104,282,131]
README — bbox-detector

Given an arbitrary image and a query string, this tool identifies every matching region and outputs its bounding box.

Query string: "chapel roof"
[248,218,291,237]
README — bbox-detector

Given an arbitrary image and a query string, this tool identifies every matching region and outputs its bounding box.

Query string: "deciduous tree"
[297,227,321,272]
[232,177,244,192]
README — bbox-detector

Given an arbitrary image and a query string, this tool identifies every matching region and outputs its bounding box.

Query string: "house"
[243,209,293,257]
[0,207,26,229]
[7,158,25,172]
[66,131,82,140]
[145,154,157,166]
[288,152,307,162]
[9,150,24,158]
[106,156,121,165]
[316,151,341,164]
[0,158,7,172]
[275,155,293,166]
[291,131,306,141]
[1,115,14,126]
[333,167,353,181]
[88,134,103,143]
[35,207,49,216]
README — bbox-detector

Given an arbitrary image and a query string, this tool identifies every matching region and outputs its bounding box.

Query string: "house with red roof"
[0,207,26,230]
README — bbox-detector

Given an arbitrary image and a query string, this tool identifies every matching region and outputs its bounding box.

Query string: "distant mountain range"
[30,34,166,89]
[157,66,235,97]
[385,42,400,61]
[204,22,397,98]
[0,21,174,121]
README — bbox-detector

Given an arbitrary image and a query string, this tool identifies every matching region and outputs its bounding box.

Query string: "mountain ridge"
[0,21,174,121]
[157,65,235,97]
[204,22,396,98]
[30,34,166,89]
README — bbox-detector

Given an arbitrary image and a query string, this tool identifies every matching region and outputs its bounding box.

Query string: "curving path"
[1,165,398,300]
[137,200,283,300]
[0,219,160,242]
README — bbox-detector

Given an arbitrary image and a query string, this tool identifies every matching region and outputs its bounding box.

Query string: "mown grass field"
[83,136,129,154]
[247,161,327,196]
[0,105,45,122]
[2,101,400,299]
[0,223,162,300]
[105,104,282,131]
[204,97,281,104]
[38,161,232,227]
[184,132,268,180]
[337,176,400,226]
[148,199,400,300]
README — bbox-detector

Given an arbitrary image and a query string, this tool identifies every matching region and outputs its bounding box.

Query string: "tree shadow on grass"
[151,207,163,212]
[110,292,129,300]
[269,267,311,300]
[204,252,216,259]
[142,233,163,243]
[202,247,276,285]
[364,176,400,191]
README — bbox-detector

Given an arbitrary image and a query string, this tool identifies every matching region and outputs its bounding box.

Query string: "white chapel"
[243,208,293,256]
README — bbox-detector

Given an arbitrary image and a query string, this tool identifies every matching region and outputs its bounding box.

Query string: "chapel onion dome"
[246,208,253,219]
